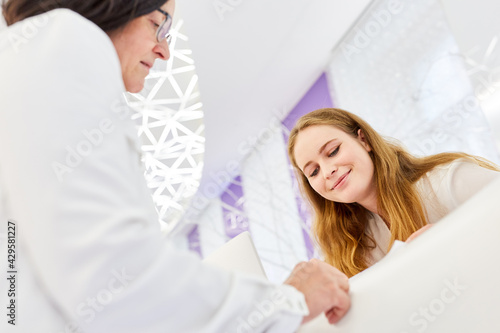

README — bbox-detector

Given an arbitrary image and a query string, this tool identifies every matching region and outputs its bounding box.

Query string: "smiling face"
[293,124,377,210]
[108,0,175,93]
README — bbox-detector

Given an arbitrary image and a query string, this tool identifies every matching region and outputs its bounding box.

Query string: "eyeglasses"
[156,9,172,44]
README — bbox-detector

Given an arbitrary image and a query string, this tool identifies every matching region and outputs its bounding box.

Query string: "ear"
[357,129,372,152]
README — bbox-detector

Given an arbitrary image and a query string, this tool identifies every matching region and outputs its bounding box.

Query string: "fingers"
[335,273,349,293]
[285,258,352,324]
[406,224,434,243]
[314,259,349,292]
[325,288,351,324]
[284,261,311,286]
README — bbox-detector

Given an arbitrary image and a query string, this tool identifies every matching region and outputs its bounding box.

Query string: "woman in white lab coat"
[0,1,350,332]
[288,108,499,278]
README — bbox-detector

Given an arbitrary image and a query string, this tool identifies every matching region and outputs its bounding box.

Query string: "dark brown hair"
[2,0,168,32]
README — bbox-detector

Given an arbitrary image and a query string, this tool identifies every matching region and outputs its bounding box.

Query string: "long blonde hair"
[288,108,498,277]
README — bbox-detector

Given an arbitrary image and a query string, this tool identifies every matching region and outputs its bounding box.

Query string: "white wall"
[327,0,500,164]
[0,8,6,30]
[440,0,500,152]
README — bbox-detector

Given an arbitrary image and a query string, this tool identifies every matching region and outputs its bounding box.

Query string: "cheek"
[123,46,143,70]
[358,155,375,182]
[119,30,152,68]
[309,179,325,195]
[113,39,139,74]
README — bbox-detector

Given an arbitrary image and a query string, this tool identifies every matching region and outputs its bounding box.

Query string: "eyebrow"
[301,138,337,172]
[154,8,170,22]
[157,8,170,17]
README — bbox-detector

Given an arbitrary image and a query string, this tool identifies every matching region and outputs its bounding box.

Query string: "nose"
[321,162,337,180]
[154,40,170,61]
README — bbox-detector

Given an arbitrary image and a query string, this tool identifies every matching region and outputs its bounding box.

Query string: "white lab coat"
[0,9,308,333]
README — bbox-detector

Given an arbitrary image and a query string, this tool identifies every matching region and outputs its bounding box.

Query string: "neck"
[358,183,379,216]
[361,200,378,216]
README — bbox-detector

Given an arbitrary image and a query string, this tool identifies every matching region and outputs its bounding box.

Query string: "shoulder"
[0,8,124,121]
[424,159,464,183]
[423,158,499,209]
[0,8,129,160]
[416,160,460,196]
[425,158,496,185]
[0,8,121,88]
[1,8,111,46]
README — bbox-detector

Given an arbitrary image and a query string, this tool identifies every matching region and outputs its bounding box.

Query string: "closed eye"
[151,20,160,28]
[329,146,340,157]
[306,145,339,178]
[309,167,319,178]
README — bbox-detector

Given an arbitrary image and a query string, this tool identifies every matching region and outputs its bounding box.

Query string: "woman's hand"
[406,224,434,243]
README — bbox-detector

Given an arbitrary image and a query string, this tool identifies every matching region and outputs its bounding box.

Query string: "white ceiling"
[0,2,372,226]
[176,0,373,194]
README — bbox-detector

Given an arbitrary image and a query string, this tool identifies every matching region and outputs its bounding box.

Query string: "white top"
[367,159,500,263]
[300,176,500,333]
[0,9,307,333]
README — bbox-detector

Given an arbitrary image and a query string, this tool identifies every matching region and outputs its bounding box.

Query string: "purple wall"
[282,72,334,259]
[187,72,334,260]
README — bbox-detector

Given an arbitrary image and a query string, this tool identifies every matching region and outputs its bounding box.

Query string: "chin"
[126,83,144,93]
[124,77,145,93]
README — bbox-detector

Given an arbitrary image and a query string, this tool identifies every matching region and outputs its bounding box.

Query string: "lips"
[332,170,351,190]
[140,61,153,69]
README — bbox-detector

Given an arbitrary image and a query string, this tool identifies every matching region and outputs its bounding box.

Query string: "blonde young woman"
[288,108,500,277]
